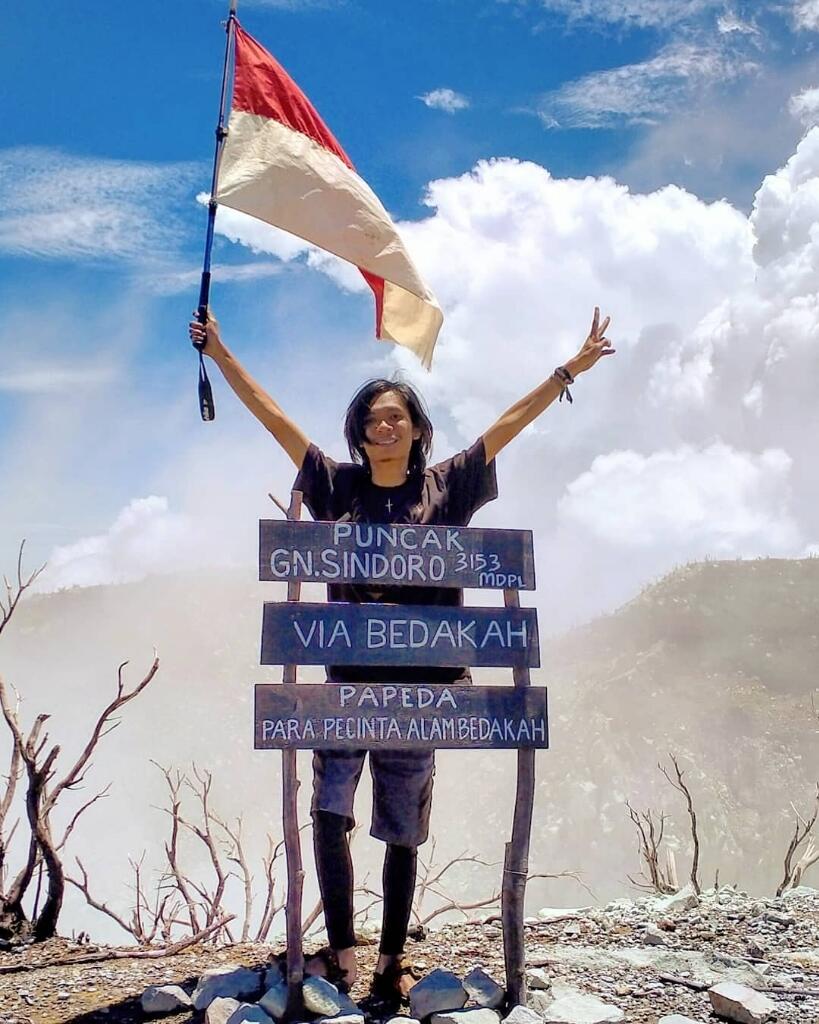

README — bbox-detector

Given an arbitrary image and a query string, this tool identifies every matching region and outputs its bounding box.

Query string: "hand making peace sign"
[570,307,616,375]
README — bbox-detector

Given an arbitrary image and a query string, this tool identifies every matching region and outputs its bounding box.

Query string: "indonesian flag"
[216,24,443,368]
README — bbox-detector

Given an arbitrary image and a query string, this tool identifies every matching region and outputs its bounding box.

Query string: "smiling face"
[361,390,422,473]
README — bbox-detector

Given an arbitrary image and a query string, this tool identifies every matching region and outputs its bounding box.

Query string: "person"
[188,308,615,1008]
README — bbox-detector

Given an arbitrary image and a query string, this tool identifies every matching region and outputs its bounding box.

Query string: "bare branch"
[57,785,111,852]
[67,859,138,940]
[0,542,46,640]
[48,656,159,813]
[659,754,701,895]
[776,783,819,895]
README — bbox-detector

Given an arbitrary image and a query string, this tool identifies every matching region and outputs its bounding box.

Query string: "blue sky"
[3,0,819,625]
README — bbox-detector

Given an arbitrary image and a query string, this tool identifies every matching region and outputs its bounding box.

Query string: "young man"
[188,309,614,1007]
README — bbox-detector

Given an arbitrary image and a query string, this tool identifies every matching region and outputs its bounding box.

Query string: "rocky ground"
[0,885,817,1024]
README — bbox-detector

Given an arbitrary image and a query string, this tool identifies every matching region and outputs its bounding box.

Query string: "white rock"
[708,981,776,1023]
[192,966,262,1011]
[525,968,551,991]
[303,976,343,1017]
[463,967,506,1009]
[537,907,581,922]
[658,1016,702,1024]
[642,925,668,946]
[431,1010,501,1024]
[504,1008,542,1024]
[206,997,242,1024]
[410,969,468,1020]
[653,884,700,915]
[385,1018,420,1024]
[141,984,193,1013]
[318,1014,364,1024]
[227,1004,275,1024]
[536,985,624,1024]
[259,979,288,1020]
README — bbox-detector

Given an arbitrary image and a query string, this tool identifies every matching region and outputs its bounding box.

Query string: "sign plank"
[255,683,549,750]
[259,521,535,591]
[261,602,540,669]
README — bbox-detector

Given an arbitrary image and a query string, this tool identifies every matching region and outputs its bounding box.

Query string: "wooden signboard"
[259,520,536,590]
[261,602,539,668]
[257,495,542,1014]
[255,683,548,750]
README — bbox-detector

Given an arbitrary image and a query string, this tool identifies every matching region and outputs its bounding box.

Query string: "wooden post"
[282,490,304,1021]
[501,587,535,1008]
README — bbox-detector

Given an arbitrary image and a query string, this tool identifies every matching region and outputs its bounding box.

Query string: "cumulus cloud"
[558,444,798,554]
[538,43,757,129]
[418,89,470,113]
[793,0,819,31]
[0,147,201,263]
[789,85,819,127]
[41,497,211,591]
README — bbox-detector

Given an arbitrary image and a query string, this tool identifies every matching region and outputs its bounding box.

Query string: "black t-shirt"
[294,438,498,683]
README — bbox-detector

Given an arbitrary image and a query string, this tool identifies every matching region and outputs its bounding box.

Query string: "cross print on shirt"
[385,498,393,514]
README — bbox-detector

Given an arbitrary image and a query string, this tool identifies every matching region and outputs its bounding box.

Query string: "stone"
[318,1015,364,1024]
[259,978,288,1020]
[525,968,551,991]
[206,998,242,1024]
[503,1008,542,1024]
[431,1010,501,1024]
[463,967,506,1009]
[526,991,554,1016]
[192,966,262,1011]
[385,1018,420,1024]
[535,984,624,1023]
[658,1017,702,1023]
[303,976,343,1017]
[653,884,700,915]
[642,925,668,946]
[708,981,776,1023]
[226,1005,275,1024]
[334,992,363,1016]
[410,969,468,1020]
[537,907,581,922]
[141,984,193,1013]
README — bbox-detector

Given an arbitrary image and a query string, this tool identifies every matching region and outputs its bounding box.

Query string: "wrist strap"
[198,349,215,421]
[553,366,574,404]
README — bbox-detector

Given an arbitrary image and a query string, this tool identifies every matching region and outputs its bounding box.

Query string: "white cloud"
[0,147,201,263]
[516,0,722,29]
[558,444,798,553]
[144,260,285,296]
[717,10,760,35]
[41,497,210,591]
[418,89,470,114]
[0,364,117,394]
[793,0,819,31]
[789,85,819,127]
[538,43,757,129]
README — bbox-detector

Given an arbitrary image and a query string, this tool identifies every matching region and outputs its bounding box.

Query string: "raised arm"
[481,307,615,463]
[188,312,310,469]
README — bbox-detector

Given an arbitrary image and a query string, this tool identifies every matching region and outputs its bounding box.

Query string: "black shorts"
[311,749,435,848]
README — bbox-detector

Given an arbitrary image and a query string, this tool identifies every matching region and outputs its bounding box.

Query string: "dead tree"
[659,754,701,895]
[0,541,159,940]
[71,762,288,945]
[776,783,819,896]
[625,802,677,894]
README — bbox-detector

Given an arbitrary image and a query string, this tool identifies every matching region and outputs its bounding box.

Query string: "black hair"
[344,378,433,476]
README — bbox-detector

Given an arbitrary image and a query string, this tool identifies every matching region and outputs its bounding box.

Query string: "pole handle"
[195,272,215,421]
